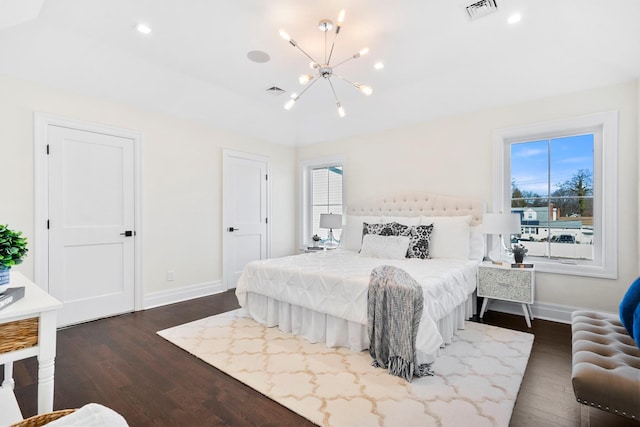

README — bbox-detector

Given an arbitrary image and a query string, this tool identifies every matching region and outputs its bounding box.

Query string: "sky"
[511,134,594,195]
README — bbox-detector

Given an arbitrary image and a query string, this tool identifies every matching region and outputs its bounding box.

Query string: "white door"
[48,125,136,326]
[222,151,268,290]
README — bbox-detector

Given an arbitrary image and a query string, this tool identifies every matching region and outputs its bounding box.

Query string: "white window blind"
[311,166,343,240]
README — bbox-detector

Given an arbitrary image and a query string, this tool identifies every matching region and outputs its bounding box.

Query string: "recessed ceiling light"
[374,62,384,70]
[247,50,270,63]
[135,23,152,35]
[507,14,521,24]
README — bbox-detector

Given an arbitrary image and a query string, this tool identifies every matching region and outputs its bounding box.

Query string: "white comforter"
[236,249,478,354]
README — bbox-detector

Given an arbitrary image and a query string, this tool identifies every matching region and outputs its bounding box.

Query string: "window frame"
[299,156,345,249]
[492,111,618,278]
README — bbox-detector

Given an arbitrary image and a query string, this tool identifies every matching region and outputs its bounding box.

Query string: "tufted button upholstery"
[571,310,640,420]
[347,193,485,225]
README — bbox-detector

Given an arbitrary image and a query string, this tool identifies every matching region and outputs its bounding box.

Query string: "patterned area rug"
[158,310,533,427]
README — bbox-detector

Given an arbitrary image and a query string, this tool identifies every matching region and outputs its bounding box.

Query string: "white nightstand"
[477,262,535,327]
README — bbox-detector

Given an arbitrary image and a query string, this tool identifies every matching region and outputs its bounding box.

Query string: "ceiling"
[0,0,639,146]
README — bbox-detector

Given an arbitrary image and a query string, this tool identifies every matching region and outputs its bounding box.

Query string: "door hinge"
[265,174,268,181]
[47,219,50,229]
[46,144,50,155]
[265,217,268,224]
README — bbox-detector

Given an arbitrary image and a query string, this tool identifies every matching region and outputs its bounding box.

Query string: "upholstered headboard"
[346,193,485,226]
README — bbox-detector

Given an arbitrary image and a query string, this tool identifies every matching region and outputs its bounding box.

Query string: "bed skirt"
[241,292,475,364]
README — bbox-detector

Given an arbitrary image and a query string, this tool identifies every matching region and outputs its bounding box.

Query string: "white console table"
[0,271,62,425]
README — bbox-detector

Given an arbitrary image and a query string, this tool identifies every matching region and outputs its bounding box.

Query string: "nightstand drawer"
[478,267,533,303]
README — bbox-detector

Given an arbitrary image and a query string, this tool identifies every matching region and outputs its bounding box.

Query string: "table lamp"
[482,213,521,264]
[319,213,342,249]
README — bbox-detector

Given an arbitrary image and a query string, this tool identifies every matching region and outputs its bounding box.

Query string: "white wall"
[1,73,637,315]
[0,75,296,302]
[297,80,639,314]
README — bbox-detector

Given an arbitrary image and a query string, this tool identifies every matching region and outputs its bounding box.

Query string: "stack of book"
[511,263,534,269]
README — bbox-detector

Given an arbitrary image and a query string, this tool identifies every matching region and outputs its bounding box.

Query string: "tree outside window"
[510,134,594,260]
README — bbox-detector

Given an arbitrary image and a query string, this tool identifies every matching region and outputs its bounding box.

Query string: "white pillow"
[469,225,485,261]
[343,215,382,251]
[419,215,471,259]
[381,216,420,227]
[359,234,410,259]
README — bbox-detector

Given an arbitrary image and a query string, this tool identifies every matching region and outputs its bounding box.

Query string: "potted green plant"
[511,243,528,264]
[0,224,28,293]
[311,234,321,247]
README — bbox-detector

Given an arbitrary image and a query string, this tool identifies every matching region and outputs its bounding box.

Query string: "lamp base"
[323,229,339,249]
[488,235,512,265]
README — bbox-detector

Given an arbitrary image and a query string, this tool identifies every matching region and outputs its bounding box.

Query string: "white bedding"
[236,249,479,359]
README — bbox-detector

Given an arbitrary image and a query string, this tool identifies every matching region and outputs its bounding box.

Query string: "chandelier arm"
[291,43,321,67]
[327,78,340,104]
[331,56,357,69]
[332,74,356,87]
[296,75,321,100]
[327,27,341,65]
[324,30,328,64]
[334,74,372,96]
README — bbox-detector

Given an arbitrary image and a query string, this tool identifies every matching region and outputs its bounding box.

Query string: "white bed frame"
[241,192,486,362]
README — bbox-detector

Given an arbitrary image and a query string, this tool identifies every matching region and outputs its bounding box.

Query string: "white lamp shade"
[482,213,521,235]
[319,213,342,229]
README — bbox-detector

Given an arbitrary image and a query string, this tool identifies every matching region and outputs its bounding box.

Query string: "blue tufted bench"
[571,310,640,424]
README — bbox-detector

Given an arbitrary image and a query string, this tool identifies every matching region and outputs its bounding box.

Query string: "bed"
[235,193,485,364]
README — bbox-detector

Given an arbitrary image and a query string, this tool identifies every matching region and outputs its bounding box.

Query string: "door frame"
[33,112,143,311]
[222,149,271,290]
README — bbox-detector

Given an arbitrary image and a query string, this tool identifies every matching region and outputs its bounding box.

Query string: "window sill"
[525,257,616,279]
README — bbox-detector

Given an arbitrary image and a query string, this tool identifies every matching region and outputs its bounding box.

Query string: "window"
[300,158,344,247]
[511,134,594,259]
[493,111,618,278]
[311,166,343,240]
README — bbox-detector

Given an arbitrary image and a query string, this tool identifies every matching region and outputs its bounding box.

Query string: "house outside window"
[511,134,594,259]
[299,157,344,247]
[493,111,618,278]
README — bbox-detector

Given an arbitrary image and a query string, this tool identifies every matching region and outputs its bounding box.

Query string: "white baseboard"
[483,300,608,324]
[144,280,225,310]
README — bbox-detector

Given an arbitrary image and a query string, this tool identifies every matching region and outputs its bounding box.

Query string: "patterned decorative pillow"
[407,224,434,259]
[362,222,397,239]
[391,222,410,237]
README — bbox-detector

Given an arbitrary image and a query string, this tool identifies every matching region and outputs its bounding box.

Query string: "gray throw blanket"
[368,265,434,382]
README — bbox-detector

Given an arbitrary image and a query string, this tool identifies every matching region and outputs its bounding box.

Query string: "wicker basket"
[9,409,76,427]
[0,317,39,355]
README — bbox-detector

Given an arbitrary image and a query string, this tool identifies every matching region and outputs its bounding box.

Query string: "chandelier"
[279,10,372,118]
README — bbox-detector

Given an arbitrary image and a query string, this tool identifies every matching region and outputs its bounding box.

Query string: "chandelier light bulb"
[358,47,370,57]
[279,29,291,42]
[337,103,346,117]
[299,74,312,85]
[284,99,296,110]
[337,10,345,26]
[357,84,373,96]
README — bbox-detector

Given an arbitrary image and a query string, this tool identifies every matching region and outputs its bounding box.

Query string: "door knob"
[120,230,135,237]
[227,227,240,232]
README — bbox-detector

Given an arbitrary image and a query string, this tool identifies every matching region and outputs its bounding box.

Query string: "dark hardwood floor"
[7,292,638,426]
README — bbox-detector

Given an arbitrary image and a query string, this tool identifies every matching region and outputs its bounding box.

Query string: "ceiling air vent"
[265,86,286,96]
[465,0,498,20]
